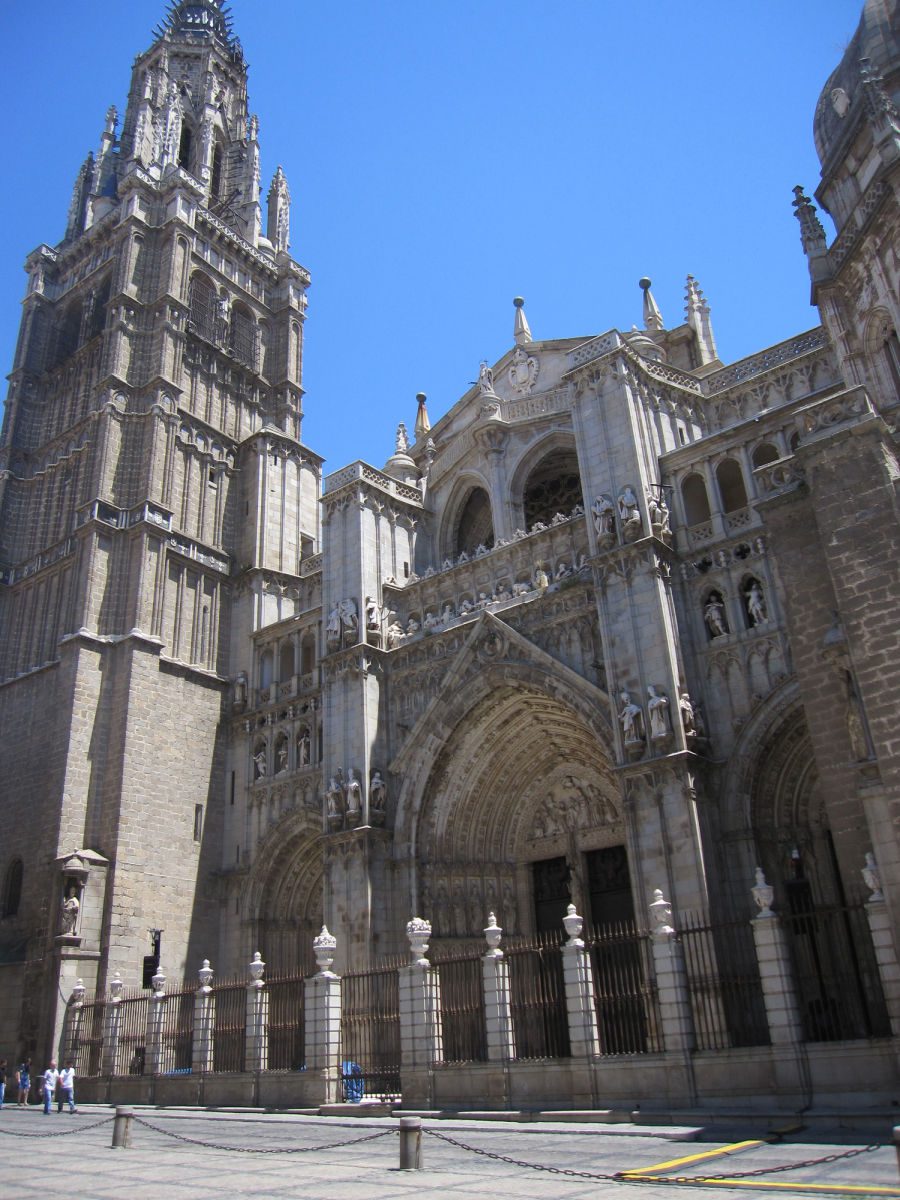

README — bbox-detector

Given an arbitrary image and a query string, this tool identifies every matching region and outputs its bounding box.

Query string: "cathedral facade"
[1,0,899,1091]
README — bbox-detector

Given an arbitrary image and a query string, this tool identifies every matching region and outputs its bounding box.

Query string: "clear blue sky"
[0,1,858,474]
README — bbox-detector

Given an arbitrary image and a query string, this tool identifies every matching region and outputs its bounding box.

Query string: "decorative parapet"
[300,553,323,577]
[704,329,829,396]
[323,460,423,505]
[567,329,622,369]
[505,387,573,423]
[753,456,806,499]
[827,181,888,274]
[794,385,874,443]
[0,535,76,586]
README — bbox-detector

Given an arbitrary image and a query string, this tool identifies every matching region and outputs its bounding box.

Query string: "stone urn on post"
[484,912,503,957]
[313,926,337,975]
[752,867,775,918]
[406,916,432,968]
[562,903,584,948]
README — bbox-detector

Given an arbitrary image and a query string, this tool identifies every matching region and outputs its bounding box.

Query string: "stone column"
[649,890,694,1053]
[862,853,900,1037]
[399,918,443,1067]
[304,927,342,1104]
[750,869,805,1045]
[192,960,215,1074]
[60,979,86,1064]
[245,952,269,1073]
[560,905,601,1058]
[145,967,167,1076]
[482,913,515,1061]
[101,973,124,1077]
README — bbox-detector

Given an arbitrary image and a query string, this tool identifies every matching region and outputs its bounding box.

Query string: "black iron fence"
[72,999,104,1078]
[267,972,306,1071]
[588,921,663,1056]
[341,962,401,1100]
[212,978,246,1073]
[782,901,891,1042]
[434,950,487,1064]
[156,986,194,1074]
[118,989,149,1076]
[679,912,769,1050]
[506,931,570,1060]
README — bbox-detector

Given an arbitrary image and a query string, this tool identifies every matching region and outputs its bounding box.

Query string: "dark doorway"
[532,856,571,933]
[586,845,634,928]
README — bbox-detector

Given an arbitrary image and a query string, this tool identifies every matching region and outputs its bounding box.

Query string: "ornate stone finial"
[197,959,214,992]
[414,392,431,440]
[862,851,884,903]
[484,912,503,954]
[513,296,533,345]
[562,903,584,945]
[649,889,675,938]
[151,966,167,995]
[313,925,337,973]
[859,58,900,127]
[684,274,717,364]
[266,165,291,253]
[71,979,86,1005]
[108,972,124,1002]
[639,277,665,332]
[249,951,266,985]
[104,105,118,136]
[791,186,827,257]
[752,867,775,918]
[406,916,432,966]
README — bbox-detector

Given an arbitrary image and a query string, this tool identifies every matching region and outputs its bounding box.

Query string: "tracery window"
[229,303,257,370]
[523,449,582,528]
[681,473,711,524]
[455,488,494,557]
[188,273,217,341]
[716,458,748,513]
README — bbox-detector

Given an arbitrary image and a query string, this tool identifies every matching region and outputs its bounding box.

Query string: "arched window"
[85,276,110,342]
[210,143,224,199]
[178,125,193,172]
[300,634,316,675]
[2,858,23,918]
[751,443,779,469]
[454,488,494,557]
[681,473,711,525]
[522,448,583,528]
[188,273,217,341]
[279,642,295,683]
[259,647,274,690]
[229,302,257,370]
[55,301,82,366]
[716,459,748,513]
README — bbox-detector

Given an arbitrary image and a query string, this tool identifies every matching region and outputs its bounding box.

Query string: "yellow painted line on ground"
[621,1175,900,1196]
[622,1139,764,1175]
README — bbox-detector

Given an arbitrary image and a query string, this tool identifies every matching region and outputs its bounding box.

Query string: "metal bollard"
[399,1116,423,1170]
[111,1106,134,1149]
[894,1127,900,1180]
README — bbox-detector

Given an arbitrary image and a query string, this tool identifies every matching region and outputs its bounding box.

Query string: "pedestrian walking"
[41,1060,59,1115]
[0,1058,7,1108]
[56,1061,75,1113]
[16,1058,31,1106]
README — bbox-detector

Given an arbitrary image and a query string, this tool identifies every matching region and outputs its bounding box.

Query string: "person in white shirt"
[41,1060,59,1115]
[57,1062,76,1113]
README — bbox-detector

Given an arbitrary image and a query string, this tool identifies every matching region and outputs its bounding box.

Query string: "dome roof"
[813,0,900,168]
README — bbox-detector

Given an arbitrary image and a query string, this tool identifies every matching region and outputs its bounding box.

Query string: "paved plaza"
[0,1107,898,1199]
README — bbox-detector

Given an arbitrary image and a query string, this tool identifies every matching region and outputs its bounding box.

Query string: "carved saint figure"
[339,598,359,645]
[617,486,641,527]
[297,729,311,766]
[862,851,883,900]
[365,596,381,631]
[253,744,267,779]
[233,673,248,708]
[326,605,341,649]
[60,889,80,936]
[478,361,495,395]
[647,491,671,537]
[441,604,454,623]
[745,580,767,626]
[326,776,344,819]
[592,495,616,539]
[647,686,670,740]
[423,610,440,630]
[275,738,289,774]
[386,620,404,648]
[370,770,387,813]
[345,770,362,816]
[534,567,549,591]
[703,594,728,638]
[406,616,420,636]
[618,691,644,743]
[679,691,698,736]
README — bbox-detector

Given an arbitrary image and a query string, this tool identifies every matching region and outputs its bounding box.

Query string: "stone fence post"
[399,917,443,1107]
[560,906,601,1057]
[649,890,694,1053]
[60,978,86,1064]
[145,966,167,1075]
[245,952,268,1072]
[482,913,515,1060]
[304,927,342,1104]
[862,852,900,1037]
[101,972,124,1077]
[192,960,215,1074]
[750,869,804,1045]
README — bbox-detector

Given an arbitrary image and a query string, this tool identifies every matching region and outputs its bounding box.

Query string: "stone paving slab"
[0,1106,897,1200]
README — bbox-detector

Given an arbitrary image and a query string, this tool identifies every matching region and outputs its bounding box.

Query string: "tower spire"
[513,296,532,345]
[639,277,665,332]
[684,275,718,365]
[153,1,240,54]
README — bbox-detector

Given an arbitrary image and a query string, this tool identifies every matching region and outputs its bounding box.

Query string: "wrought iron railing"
[267,972,306,1071]
[433,950,487,1064]
[156,987,194,1074]
[72,999,104,1078]
[212,978,246,1073]
[340,962,402,1100]
[588,922,662,1056]
[679,913,769,1050]
[118,989,149,1076]
[505,931,570,1060]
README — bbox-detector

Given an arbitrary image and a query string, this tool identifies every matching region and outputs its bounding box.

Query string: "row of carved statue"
[591,488,672,546]
[703,579,768,638]
[325,767,388,829]
[618,687,705,746]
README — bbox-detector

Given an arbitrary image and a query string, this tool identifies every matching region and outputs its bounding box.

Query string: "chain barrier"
[423,1127,885,1187]
[132,1115,398,1155]
[0,1115,115,1139]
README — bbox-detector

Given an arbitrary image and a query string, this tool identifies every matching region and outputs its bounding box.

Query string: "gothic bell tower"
[0,0,317,1061]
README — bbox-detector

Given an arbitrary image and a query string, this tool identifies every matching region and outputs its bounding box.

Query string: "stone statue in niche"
[386,619,404,648]
[592,495,616,542]
[326,775,344,823]
[365,597,381,632]
[502,878,518,933]
[233,673,248,709]
[618,691,645,743]
[647,686,670,740]
[345,770,362,820]
[370,770,387,820]
[252,744,267,779]
[617,486,642,539]
[325,605,341,650]
[534,566,550,591]
[339,598,359,646]
[745,580,768,626]
[441,604,454,623]
[424,610,440,630]
[297,729,311,766]
[507,345,538,395]
[452,882,467,937]
[275,738,288,774]
[647,491,671,539]
[468,881,483,932]
[679,692,699,737]
[478,361,496,395]
[862,851,883,901]
[406,615,420,636]
[703,593,728,638]
[60,885,80,936]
